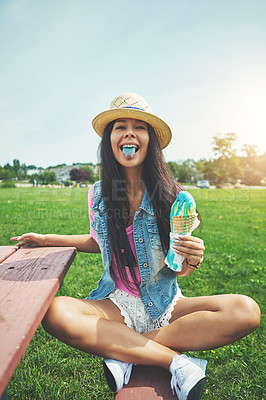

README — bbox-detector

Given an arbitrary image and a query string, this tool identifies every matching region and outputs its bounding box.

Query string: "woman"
[11,93,260,400]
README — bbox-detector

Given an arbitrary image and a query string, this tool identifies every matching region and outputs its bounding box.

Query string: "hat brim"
[92,108,172,149]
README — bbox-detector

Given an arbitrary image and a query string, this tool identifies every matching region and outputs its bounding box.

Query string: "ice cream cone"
[171,213,197,235]
[165,191,198,272]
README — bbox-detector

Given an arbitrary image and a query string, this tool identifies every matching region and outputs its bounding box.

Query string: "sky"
[0,0,265,168]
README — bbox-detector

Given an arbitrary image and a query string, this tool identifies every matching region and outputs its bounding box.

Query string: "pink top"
[88,186,141,297]
[88,185,200,297]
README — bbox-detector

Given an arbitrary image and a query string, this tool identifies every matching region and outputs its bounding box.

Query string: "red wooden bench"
[0,245,76,400]
[114,365,177,399]
[0,246,176,399]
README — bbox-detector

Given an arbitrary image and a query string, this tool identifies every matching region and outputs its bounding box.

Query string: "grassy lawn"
[0,187,265,399]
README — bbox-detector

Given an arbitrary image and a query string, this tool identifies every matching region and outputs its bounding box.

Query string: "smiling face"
[110,118,150,170]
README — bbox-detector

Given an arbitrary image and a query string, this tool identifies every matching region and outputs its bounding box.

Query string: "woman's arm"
[171,235,205,277]
[10,233,101,253]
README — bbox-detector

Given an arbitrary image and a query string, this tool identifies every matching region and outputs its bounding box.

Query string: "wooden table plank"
[0,246,76,397]
[115,365,177,399]
[0,246,18,264]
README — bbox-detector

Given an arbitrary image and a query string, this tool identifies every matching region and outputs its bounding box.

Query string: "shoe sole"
[187,377,205,400]
[103,361,117,393]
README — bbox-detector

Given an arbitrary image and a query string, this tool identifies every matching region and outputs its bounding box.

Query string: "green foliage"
[0,180,16,188]
[0,187,264,399]
[28,174,40,183]
[167,161,179,178]
[0,164,14,180]
[70,168,91,182]
[86,166,98,183]
[70,167,97,183]
[1,144,265,186]
[203,133,243,184]
[0,159,27,181]
[241,165,263,186]
[28,171,58,185]
[203,155,242,185]
[2,164,12,181]
[242,144,259,158]
[64,180,73,187]
[203,134,265,185]
[212,133,238,158]
[239,149,265,185]
[46,163,67,169]
[167,159,203,183]
[167,135,265,186]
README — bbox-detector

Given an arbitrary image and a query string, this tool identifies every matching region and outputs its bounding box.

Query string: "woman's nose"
[124,129,136,138]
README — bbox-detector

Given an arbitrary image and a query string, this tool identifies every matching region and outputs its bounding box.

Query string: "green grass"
[0,187,265,399]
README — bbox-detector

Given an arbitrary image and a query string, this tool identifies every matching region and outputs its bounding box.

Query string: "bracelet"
[185,257,203,269]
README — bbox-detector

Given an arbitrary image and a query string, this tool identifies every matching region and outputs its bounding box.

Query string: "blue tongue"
[122,147,135,157]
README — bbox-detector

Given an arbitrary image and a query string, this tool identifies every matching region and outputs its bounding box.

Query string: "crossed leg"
[42,296,178,369]
[42,293,260,369]
[143,294,261,351]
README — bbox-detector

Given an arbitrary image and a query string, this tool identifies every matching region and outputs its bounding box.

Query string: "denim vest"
[89,181,178,321]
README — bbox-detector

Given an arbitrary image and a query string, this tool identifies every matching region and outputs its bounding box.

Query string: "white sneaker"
[103,358,133,393]
[189,356,207,374]
[169,354,206,400]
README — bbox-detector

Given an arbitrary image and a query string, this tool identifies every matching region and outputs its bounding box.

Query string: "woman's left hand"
[172,235,205,267]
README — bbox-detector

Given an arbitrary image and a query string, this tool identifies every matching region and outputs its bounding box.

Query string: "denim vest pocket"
[147,222,162,250]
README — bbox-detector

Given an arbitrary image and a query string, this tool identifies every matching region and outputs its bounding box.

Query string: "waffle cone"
[171,214,197,234]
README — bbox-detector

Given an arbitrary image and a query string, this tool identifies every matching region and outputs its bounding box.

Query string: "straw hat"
[92,93,172,149]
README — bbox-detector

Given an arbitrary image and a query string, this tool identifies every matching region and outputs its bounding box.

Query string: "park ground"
[0,187,265,399]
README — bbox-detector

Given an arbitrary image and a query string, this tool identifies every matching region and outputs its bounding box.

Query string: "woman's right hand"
[10,233,46,247]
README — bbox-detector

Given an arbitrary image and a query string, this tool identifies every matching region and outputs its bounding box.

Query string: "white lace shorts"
[108,287,183,334]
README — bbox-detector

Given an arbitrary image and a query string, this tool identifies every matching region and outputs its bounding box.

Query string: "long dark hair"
[99,121,183,290]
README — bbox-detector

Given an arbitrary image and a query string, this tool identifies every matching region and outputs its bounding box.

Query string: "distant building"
[48,165,82,184]
[27,164,99,185]
[27,168,42,176]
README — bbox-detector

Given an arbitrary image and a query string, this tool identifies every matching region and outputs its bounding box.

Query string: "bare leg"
[143,294,261,352]
[42,294,260,369]
[42,296,179,370]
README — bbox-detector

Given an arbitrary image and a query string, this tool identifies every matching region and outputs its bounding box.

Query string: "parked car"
[196,180,210,188]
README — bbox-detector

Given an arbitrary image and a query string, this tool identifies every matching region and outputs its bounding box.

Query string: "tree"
[240,145,264,185]
[70,167,98,183]
[177,159,196,183]
[70,168,92,182]
[38,171,57,184]
[202,159,220,184]
[167,160,203,183]
[85,166,98,183]
[258,153,266,176]
[212,133,238,158]
[28,174,40,184]
[0,166,12,181]
[13,159,20,177]
[194,159,206,178]
[0,159,28,181]
[19,163,28,180]
[167,162,179,179]
[242,144,258,158]
[205,133,242,185]
[241,165,263,185]
[3,163,15,180]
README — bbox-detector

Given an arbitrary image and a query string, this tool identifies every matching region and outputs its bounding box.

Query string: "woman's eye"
[115,125,126,130]
[136,126,146,130]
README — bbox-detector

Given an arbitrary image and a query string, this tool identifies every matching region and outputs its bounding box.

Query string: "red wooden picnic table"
[0,245,76,399]
[0,246,176,399]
